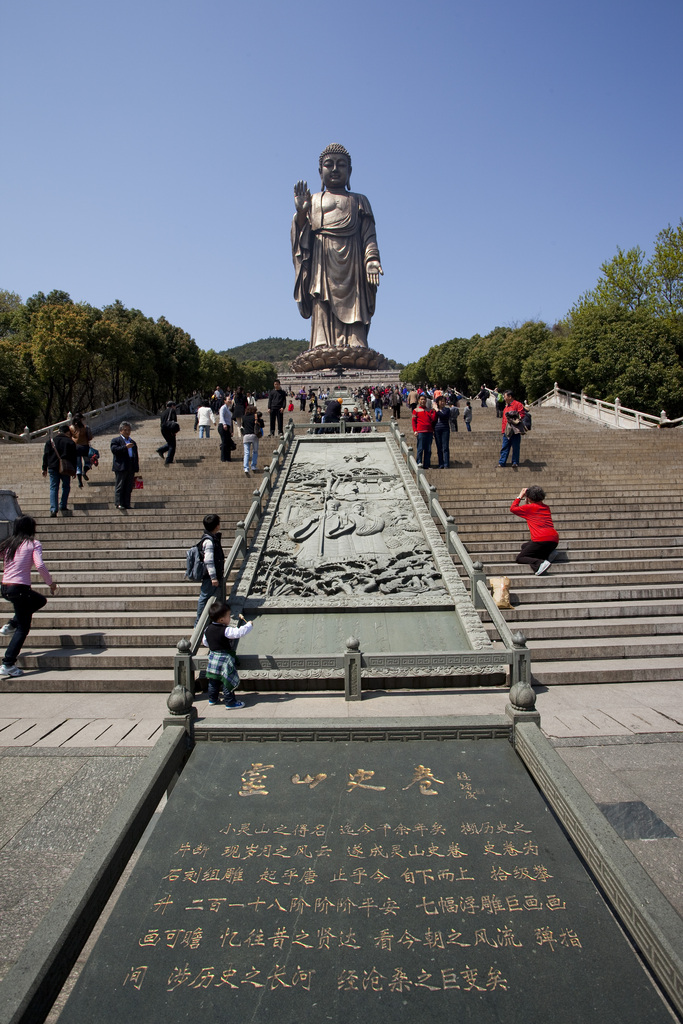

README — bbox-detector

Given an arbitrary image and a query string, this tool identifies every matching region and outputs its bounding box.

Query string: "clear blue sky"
[3,0,681,366]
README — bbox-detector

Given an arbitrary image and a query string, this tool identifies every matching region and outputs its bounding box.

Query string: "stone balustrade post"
[427,483,438,519]
[173,638,196,697]
[235,520,247,558]
[344,636,362,701]
[471,561,487,609]
[509,630,533,699]
[445,515,458,553]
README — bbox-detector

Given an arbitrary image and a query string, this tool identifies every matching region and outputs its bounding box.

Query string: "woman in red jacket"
[510,486,559,576]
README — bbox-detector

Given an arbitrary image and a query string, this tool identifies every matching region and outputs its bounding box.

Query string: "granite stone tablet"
[59,738,675,1023]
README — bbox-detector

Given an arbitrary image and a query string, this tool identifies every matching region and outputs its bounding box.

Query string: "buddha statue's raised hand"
[294,180,312,222]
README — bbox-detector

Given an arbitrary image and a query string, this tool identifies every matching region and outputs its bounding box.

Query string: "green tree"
[651,220,683,321]
[239,360,278,394]
[425,337,471,389]
[30,302,97,422]
[588,246,654,311]
[492,321,553,399]
[563,304,683,415]
[0,339,41,431]
[466,329,506,392]
[402,355,428,385]
[0,290,22,339]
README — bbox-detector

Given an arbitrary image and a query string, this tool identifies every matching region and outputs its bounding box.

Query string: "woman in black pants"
[1,517,57,678]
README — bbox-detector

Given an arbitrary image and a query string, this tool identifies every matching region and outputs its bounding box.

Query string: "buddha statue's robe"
[292,191,381,350]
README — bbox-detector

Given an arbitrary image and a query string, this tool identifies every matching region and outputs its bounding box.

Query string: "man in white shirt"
[218,397,234,462]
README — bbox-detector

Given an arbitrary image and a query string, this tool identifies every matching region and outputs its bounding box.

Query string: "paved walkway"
[1,681,682,745]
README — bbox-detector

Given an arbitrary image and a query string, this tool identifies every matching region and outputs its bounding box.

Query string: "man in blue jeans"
[498,391,525,467]
[42,424,77,517]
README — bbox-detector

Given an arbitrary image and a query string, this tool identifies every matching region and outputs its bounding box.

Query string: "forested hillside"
[402,220,683,417]
[0,291,277,431]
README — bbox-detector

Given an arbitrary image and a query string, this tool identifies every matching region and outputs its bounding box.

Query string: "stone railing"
[0,398,152,444]
[533,384,682,430]
[389,421,532,699]
[278,368,402,390]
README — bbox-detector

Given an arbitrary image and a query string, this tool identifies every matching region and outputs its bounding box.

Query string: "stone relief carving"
[248,446,448,600]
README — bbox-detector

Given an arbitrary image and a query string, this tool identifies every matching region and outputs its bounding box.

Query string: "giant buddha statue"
[290,144,390,372]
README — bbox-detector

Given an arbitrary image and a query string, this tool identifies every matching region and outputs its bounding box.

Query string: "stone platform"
[54,728,678,1023]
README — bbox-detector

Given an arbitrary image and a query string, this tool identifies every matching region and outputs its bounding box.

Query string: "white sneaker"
[244,469,250,476]
[535,560,551,576]
[0,664,23,677]
[0,623,16,635]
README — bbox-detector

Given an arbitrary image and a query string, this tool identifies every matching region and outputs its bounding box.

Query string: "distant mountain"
[219,337,308,367]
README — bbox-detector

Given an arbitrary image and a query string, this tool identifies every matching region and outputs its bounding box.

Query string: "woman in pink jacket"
[1,516,57,678]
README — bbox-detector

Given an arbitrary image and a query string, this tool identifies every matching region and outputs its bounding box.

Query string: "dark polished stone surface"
[59,739,675,1023]
[598,800,678,840]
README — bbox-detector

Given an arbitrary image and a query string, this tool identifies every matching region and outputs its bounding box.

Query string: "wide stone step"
[46,558,186,572]
[24,595,198,611]
[484,615,683,641]
[469,543,683,558]
[458,524,683,539]
[504,572,683,591]
[42,570,201,584]
[26,613,194,629]
[0,668,173,693]
[531,657,683,686]
[1,628,186,648]
[491,598,683,621]
[485,559,683,576]
[502,583,683,604]
[12,646,177,670]
[26,529,247,546]
[526,635,683,661]
[30,582,203,597]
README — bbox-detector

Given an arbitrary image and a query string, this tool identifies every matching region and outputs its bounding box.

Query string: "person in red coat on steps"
[510,486,559,576]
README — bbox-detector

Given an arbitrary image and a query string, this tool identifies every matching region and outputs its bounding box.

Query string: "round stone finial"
[511,631,528,648]
[346,636,360,652]
[167,682,194,716]
[472,561,484,571]
[509,680,537,712]
[177,638,191,654]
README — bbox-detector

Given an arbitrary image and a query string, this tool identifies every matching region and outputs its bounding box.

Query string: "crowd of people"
[35,380,537,515]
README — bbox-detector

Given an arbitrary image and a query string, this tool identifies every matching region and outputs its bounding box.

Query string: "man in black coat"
[110,421,140,511]
[267,380,287,437]
[42,424,78,517]
[157,401,178,465]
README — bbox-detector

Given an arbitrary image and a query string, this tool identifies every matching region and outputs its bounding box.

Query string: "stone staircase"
[2,398,682,692]
[419,403,683,686]
[0,413,274,691]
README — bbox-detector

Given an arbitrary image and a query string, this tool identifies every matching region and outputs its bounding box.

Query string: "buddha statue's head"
[319,143,351,192]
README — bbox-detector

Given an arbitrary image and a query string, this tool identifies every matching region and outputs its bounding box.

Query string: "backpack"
[185,540,205,581]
